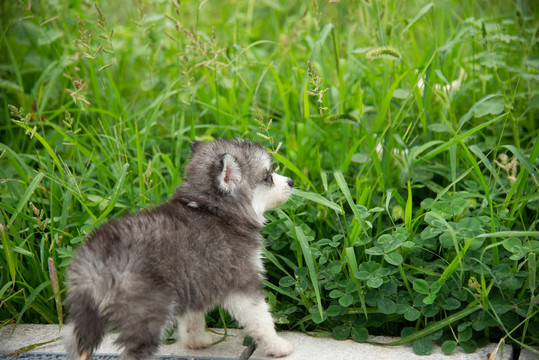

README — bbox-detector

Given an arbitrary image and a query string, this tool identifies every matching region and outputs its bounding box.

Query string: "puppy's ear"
[218,153,242,194]
[190,140,203,153]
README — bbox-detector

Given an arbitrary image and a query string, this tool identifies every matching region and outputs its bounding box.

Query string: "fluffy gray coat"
[64,138,294,359]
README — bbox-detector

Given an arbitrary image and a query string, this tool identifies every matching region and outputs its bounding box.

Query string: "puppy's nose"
[287,178,294,187]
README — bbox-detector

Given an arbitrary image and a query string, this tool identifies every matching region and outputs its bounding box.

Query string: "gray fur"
[64,139,294,359]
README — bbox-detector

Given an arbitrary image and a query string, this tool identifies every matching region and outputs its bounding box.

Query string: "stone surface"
[0,325,514,360]
[518,346,539,360]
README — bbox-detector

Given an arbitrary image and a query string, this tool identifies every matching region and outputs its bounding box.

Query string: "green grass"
[1,0,538,355]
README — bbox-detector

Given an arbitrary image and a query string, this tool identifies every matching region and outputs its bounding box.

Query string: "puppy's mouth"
[275,174,293,195]
[270,175,294,208]
[251,173,294,217]
[282,183,293,201]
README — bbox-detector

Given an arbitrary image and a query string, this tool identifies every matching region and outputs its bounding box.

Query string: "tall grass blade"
[292,189,342,213]
[93,163,129,226]
[334,172,369,237]
[7,172,45,228]
[48,257,63,326]
[401,3,434,34]
[310,24,334,61]
[295,225,323,321]
[15,281,51,326]
[503,145,539,183]
[368,304,481,346]
[274,153,315,190]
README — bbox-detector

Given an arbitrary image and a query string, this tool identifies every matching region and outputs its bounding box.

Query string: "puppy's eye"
[264,174,273,183]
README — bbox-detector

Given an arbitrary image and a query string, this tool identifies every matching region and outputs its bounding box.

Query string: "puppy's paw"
[182,330,213,349]
[260,335,293,358]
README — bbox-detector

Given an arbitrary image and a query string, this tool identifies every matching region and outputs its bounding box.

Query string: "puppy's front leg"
[224,293,293,357]
[179,311,213,349]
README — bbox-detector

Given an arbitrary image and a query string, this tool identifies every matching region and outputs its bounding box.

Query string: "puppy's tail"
[63,288,107,360]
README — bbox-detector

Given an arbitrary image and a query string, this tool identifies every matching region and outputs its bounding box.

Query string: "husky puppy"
[64,138,294,359]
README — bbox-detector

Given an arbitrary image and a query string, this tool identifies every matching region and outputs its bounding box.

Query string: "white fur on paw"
[182,331,213,349]
[261,336,293,358]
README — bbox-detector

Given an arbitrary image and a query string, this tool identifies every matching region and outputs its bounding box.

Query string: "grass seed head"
[76,16,93,46]
[307,60,322,90]
[94,2,107,30]
[30,202,41,217]
[306,61,329,114]
[254,103,280,156]
[365,46,401,60]
[494,154,518,184]
[468,276,482,296]
[8,105,31,124]
[40,16,58,26]
[391,205,404,221]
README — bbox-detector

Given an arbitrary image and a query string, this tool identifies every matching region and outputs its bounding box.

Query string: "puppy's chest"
[250,247,265,275]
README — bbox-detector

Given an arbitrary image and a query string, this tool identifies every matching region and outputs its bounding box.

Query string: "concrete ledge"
[0,325,513,360]
[518,346,539,360]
